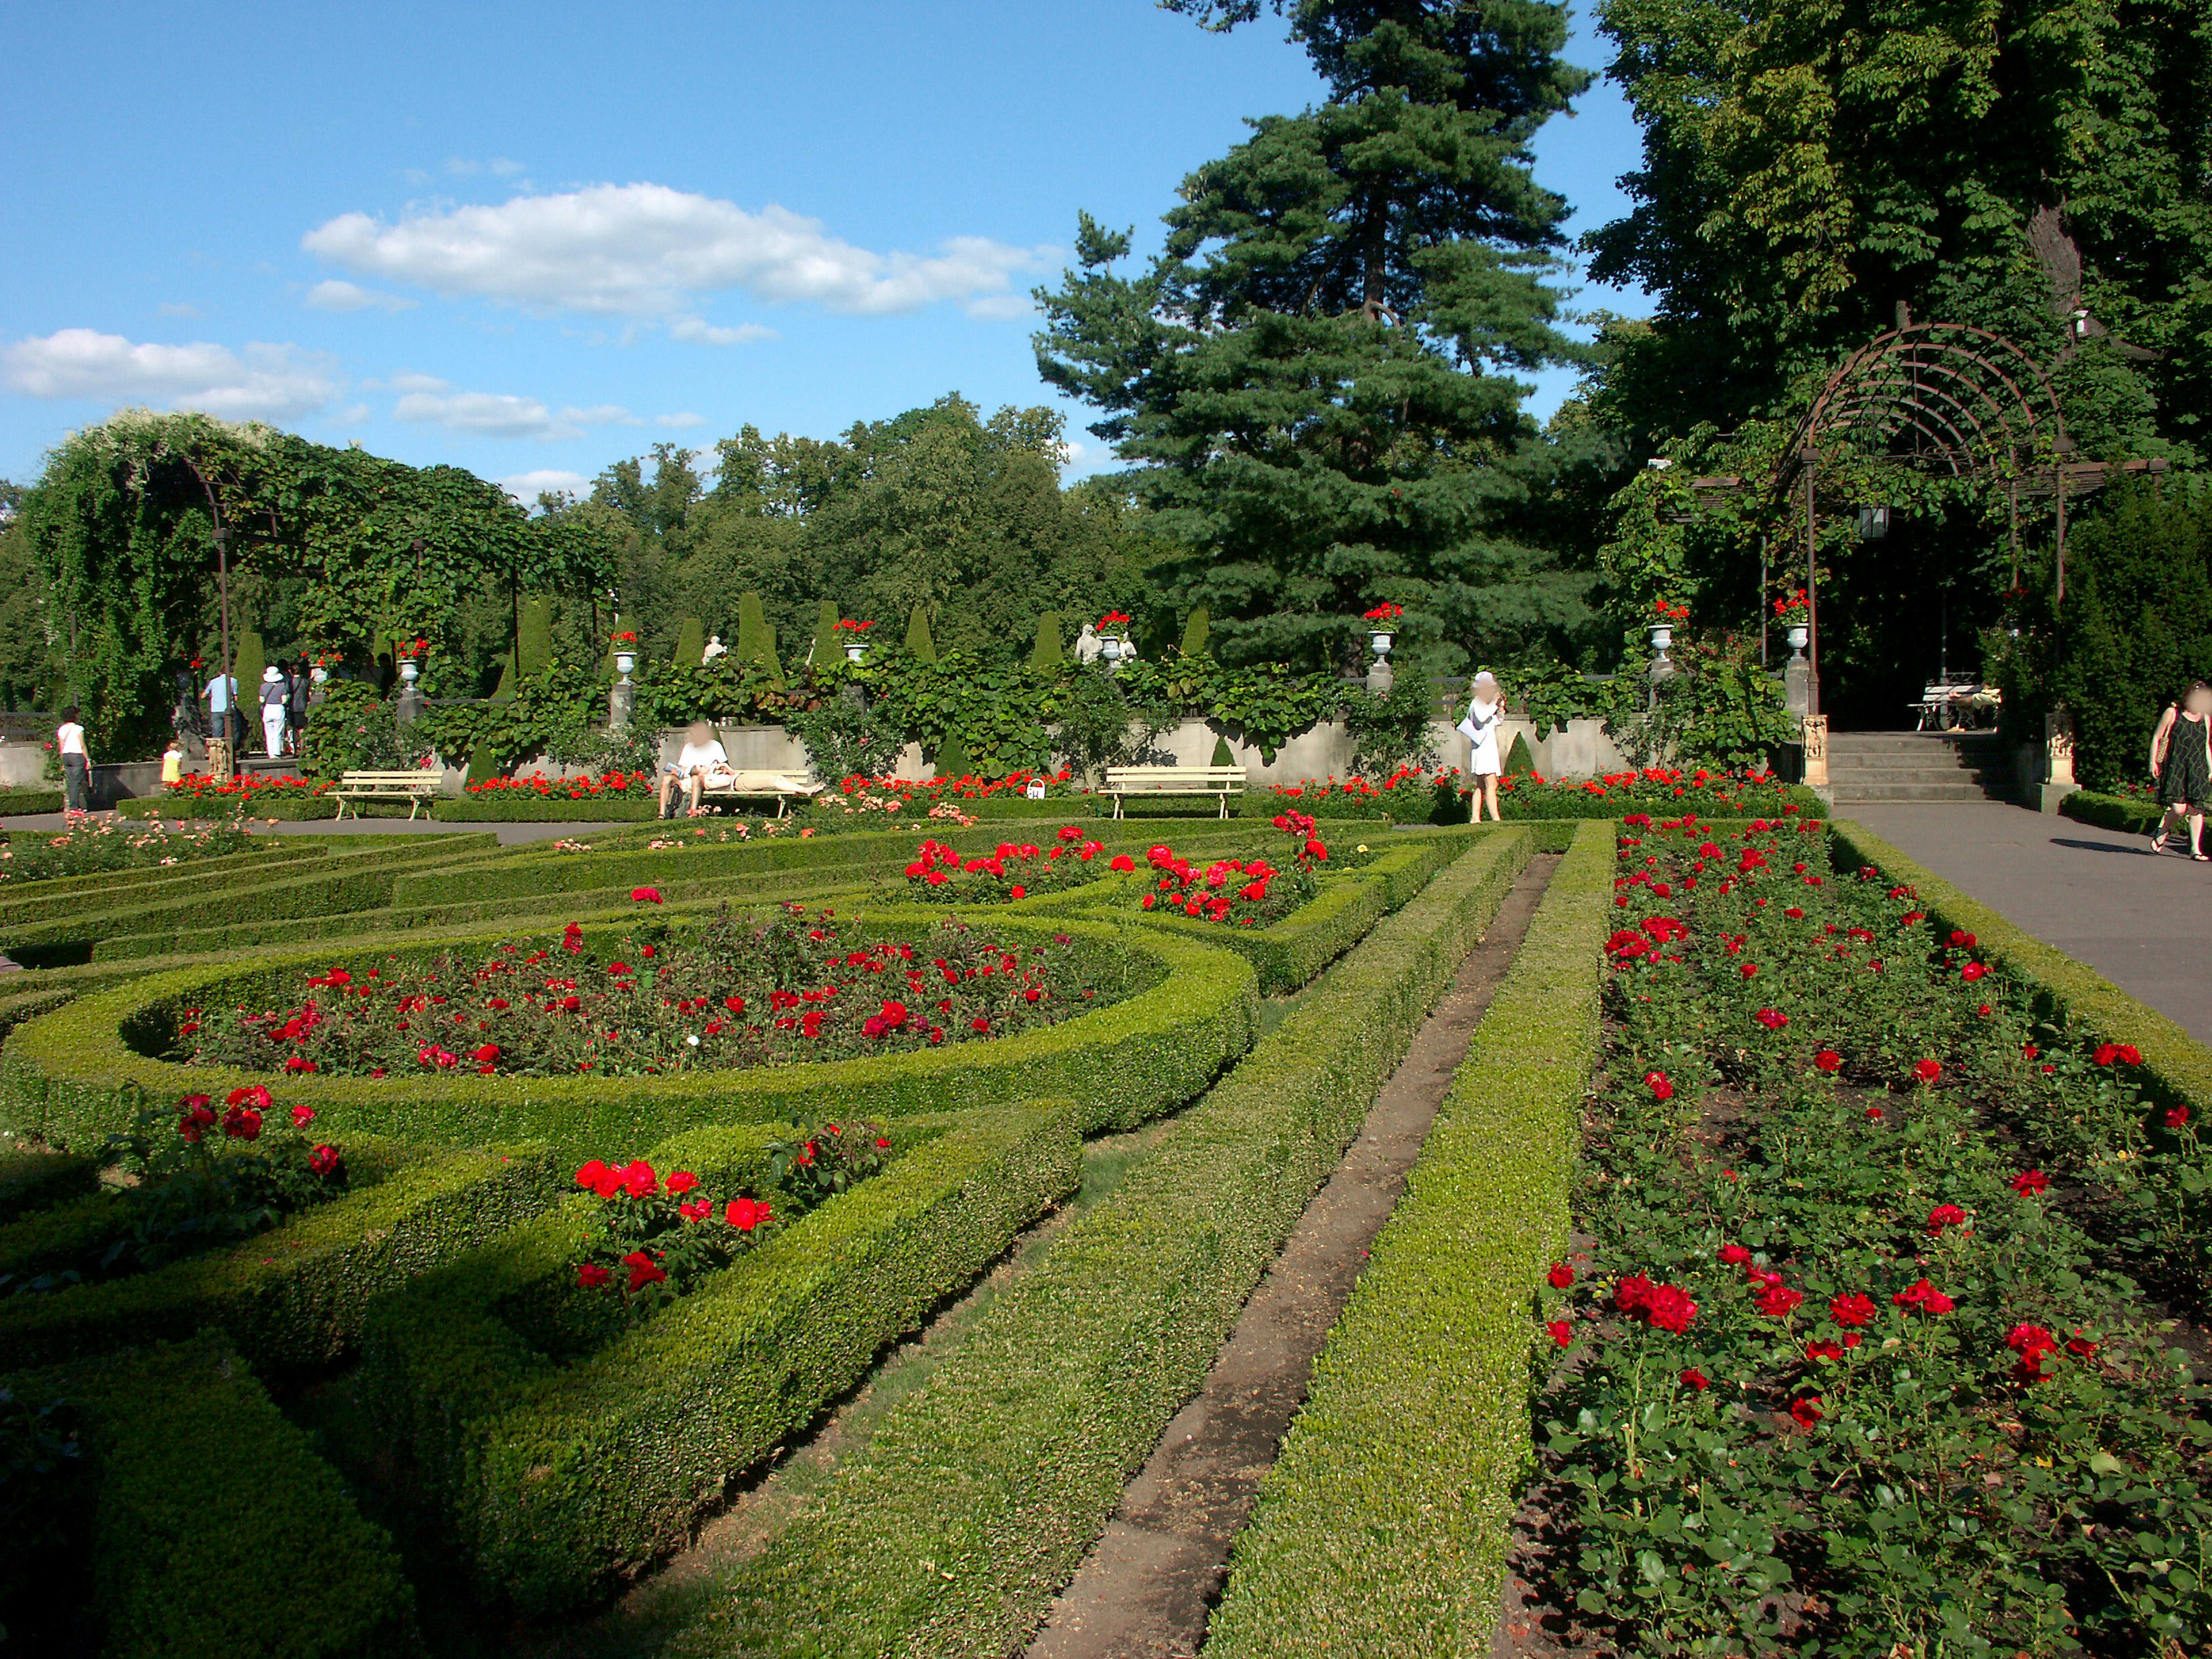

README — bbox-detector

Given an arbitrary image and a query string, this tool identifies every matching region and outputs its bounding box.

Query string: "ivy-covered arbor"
[14,411,624,755]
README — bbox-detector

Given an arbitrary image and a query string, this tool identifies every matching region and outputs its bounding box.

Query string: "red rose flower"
[665,1171,699,1195]
[2010,1169,2049,1196]
[1753,1007,1788,1030]
[1790,1394,1823,1429]
[1830,1291,1877,1327]
[308,1143,341,1177]
[2166,1105,2191,1129]
[1926,1203,1967,1236]
[631,887,663,903]
[290,1104,316,1127]
[1756,1283,1805,1317]
[1547,1319,1573,1347]
[1719,1243,1752,1266]
[1814,1049,1842,1073]
[576,1262,612,1289]
[1805,1339,1844,1362]
[622,1251,668,1293]
[1679,1367,1709,1390]
[1912,1058,1942,1084]
[1548,1262,1575,1289]
[1865,1106,1884,1120]
[1645,1070,1674,1101]
[1893,1278,1955,1315]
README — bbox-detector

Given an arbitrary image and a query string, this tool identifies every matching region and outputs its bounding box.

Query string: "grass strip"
[669,825,1535,1658]
[1204,819,1613,1657]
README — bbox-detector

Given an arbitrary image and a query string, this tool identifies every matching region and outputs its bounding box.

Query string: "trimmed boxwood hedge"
[9,1332,421,1659]
[1205,820,1613,1656]
[0,915,1259,1158]
[0,789,64,816]
[1829,819,2212,1122]
[431,793,658,822]
[0,1137,562,1373]
[0,1145,96,1221]
[671,826,1536,1658]
[0,839,328,927]
[2058,787,2162,836]
[361,1103,1081,1613]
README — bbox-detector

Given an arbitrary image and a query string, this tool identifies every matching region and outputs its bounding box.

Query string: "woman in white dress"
[1459,669,1506,822]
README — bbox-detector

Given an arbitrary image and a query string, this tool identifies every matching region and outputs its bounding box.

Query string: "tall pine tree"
[1036,0,1592,671]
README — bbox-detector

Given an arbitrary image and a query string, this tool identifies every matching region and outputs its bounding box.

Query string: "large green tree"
[1035,0,1593,672]
[1586,0,2212,453]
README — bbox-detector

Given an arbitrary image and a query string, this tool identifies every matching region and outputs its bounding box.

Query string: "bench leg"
[1218,793,1228,819]
[1112,794,1123,821]
[408,797,421,821]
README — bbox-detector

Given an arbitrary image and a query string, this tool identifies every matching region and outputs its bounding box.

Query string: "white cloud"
[668,315,777,346]
[392,387,633,441]
[963,291,1037,323]
[447,156,527,178]
[1,328,340,421]
[158,301,202,319]
[301,183,1051,326]
[305,279,416,314]
[499,468,589,503]
[379,371,451,393]
[656,411,706,429]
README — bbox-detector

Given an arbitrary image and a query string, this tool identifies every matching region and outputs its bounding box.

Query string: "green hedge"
[430,793,658,822]
[1205,820,1613,1655]
[0,916,1257,1159]
[9,1332,420,1658]
[0,1138,561,1373]
[0,839,327,928]
[672,826,1536,1658]
[0,1145,96,1221]
[2058,787,2162,836]
[0,790,64,816]
[118,790,344,820]
[362,1104,1081,1613]
[1829,819,2212,1120]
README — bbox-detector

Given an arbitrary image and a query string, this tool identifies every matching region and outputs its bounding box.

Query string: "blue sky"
[0,0,1649,498]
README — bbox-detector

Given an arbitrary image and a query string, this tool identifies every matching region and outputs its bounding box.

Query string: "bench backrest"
[710,771,817,789]
[338,771,437,786]
[1105,766,1247,787]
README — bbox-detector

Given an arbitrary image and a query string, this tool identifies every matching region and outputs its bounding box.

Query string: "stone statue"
[701,633,728,665]
[1074,622,1103,665]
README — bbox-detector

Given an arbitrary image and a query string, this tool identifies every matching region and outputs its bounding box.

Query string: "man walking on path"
[202,662,239,778]
[55,707,89,813]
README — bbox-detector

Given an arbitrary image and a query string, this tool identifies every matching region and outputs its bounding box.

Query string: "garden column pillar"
[1800,715,1828,791]
[2039,703,2078,814]
[608,680,634,732]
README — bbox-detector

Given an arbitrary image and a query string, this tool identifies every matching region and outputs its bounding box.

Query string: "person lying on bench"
[658,721,737,818]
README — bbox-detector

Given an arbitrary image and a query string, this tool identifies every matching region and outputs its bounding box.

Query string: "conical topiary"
[904,606,938,664]
[736,593,785,687]
[466,737,501,785]
[1503,731,1537,777]
[934,732,972,782]
[517,596,554,677]
[808,600,839,667]
[673,616,706,669]
[1210,733,1236,768]
[1180,605,1210,658]
[1029,610,1063,671]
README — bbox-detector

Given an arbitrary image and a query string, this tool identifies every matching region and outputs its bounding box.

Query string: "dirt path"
[1024,852,1562,1659]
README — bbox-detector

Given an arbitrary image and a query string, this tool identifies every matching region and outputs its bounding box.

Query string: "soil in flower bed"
[1508,815,2212,1656]
[179,907,1141,1080]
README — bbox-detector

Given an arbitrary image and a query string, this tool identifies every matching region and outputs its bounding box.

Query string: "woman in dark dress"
[2149,681,2212,861]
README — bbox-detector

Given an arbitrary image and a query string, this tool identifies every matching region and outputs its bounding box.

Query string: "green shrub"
[1503,730,1536,776]
[1206,821,1613,1655]
[9,1332,419,1658]
[0,1138,561,1373]
[2058,787,2161,836]
[674,827,1536,1657]
[0,791,63,816]
[362,1105,1080,1613]
[0,1146,96,1222]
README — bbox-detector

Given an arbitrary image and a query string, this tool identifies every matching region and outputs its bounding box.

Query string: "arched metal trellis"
[1685,316,2165,718]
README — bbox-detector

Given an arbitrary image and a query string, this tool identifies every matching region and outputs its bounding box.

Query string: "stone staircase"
[1825,732,2015,804]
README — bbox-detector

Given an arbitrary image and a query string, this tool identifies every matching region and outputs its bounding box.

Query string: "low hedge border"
[0,915,1257,1158]
[9,1332,421,1658]
[0,833,500,955]
[0,789,64,816]
[1205,819,1613,1656]
[671,825,1536,1658]
[0,1137,562,1374]
[0,1145,96,1221]
[431,793,659,822]
[363,1102,1081,1613]
[2058,787,2161,836]
[0,838,327,927]
[1828,819,2212,1120]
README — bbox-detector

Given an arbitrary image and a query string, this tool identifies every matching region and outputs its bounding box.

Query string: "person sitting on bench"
[659,721,737,818]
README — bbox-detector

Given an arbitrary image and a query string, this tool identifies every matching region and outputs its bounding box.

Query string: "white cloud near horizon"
[301,183,1051,329]
[305,279,417,314]
[1,328,340,421]
[499,467,590,503]
[392,382,635,441]
[655,412,706,429]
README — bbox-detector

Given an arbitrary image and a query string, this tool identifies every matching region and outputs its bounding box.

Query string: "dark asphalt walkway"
[1844,801,2212,1044]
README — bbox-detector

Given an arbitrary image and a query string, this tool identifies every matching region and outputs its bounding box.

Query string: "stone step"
[1827,755,2008,776]
[1830,781,2012,803]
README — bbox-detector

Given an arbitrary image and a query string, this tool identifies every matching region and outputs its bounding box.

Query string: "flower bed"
[1515,816,2212,1650]
[900,824,1114,901]
[812,769,1092,827]
[0,817,254,884]
[181,909,1122,1080]
[117,772,340,820]
[1266,766,1824,824]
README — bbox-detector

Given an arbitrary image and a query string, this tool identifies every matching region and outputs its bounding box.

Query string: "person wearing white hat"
[1456,669,1506,822]
[259,664,290,760]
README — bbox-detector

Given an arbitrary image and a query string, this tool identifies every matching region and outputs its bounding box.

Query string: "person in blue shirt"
[202,666,240,750]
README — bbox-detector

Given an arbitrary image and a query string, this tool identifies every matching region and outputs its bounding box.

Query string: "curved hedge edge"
[1203,819,1612,1657]
[2058,789,2160,837]
[365,1103,1080,1614]
[0,839,329,926]
[1828,819,2212,1119]
[9,1332,419,1659]
[0,1145,96,1222]
[0,1140,563,1374]
[668,826,1537,1658]
[0,915,1258,1158]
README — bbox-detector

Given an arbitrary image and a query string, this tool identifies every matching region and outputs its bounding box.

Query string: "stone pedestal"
[206,737,234,785]
[1365,657,1394,696]
[2040,704,2078,813]
[608,680,635,732]
[395,685,425,728]
[1783,658,1816,719]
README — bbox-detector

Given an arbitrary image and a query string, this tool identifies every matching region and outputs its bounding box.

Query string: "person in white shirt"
[259,665,289,759]
[55,707,90,814]
[658,721,736,818]
[1457,670,1506,823]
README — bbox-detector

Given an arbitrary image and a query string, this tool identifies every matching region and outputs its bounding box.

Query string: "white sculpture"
[1074,622,1103,665]
[701,633,728,665]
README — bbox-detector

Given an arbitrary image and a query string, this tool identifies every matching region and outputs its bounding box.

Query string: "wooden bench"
[328,769,442,820]
[692,770,827,817]
[1103,764,1247,820]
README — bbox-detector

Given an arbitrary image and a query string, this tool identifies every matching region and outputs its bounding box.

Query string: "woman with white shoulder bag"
[1456,669,1506,822]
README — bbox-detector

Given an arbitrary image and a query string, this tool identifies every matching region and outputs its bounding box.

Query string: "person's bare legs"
[1478,774,1502,822]
[2154,803,2185,852]
[686,768,706,814]
[2191,810,2207,862]
[658,771,680,817]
